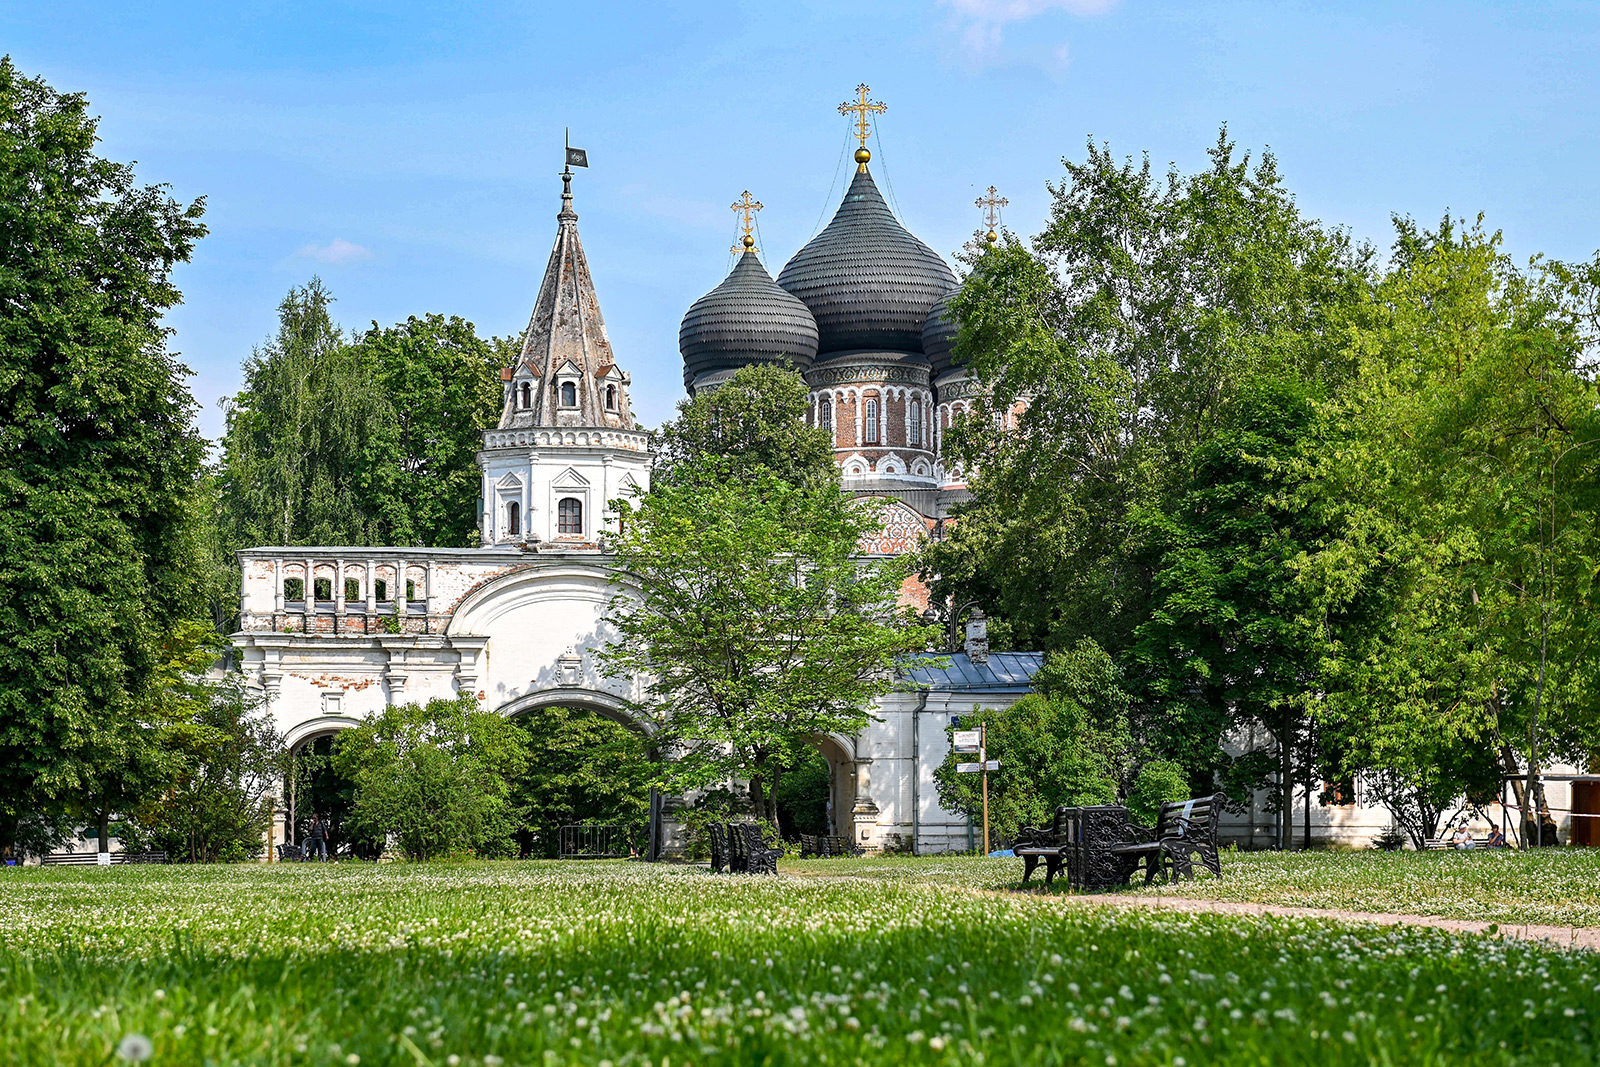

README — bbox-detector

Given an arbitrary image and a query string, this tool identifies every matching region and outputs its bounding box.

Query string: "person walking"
[308,815,328,861]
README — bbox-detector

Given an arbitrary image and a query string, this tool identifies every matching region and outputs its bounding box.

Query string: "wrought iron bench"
[276,843,305,862]
[719,823,781,875]
[708,822,730,873]
[798,833,864,858]
[1109,794,1225,885]
[1015,805,1130,888]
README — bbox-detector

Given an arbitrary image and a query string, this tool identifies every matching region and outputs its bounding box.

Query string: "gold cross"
[730,190,762,253]
[976,185,1008,242]
[838,83,887,150]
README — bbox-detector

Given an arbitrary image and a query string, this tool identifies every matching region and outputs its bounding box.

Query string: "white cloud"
[296,238,373,265]
[941,0,1117,62]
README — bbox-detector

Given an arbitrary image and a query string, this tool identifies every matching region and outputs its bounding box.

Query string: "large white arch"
[491,685,655,737]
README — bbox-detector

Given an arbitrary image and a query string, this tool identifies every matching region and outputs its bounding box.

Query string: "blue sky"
[8,1,1600,441]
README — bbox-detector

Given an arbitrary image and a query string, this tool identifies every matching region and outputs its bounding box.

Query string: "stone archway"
[809,733,869,841]
[490,686,655,740]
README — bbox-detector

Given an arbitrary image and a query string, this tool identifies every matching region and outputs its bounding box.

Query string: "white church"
[234,102,1580,854]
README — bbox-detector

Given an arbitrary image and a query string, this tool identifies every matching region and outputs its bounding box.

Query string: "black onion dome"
[921,291,961,377]
[776,167,957,356]
[679,250,820,388]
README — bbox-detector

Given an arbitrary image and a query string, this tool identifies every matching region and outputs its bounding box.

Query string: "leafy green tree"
[924,128,1370,659]
[602,473,932,833]
[653,363,835,488]
[0,58,209,856]
[933,640,1132,846]
[333,696,529,860]
[508,705,652,858]
[1125,759,1190,826]
[346,314,509,547]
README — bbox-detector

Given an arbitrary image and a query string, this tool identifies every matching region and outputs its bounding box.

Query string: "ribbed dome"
[776,167,957,356]
[679,249,820,388]
[922,291,960,377]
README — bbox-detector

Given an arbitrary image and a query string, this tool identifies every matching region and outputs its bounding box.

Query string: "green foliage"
[653,363,836,488]
[1125,759,1190,825]
[0,58,209,855]
[774,746,832,839]
[332,697,530,860]
[603,472,933,833]
[508,705,652,859]
[933,641,1131,845]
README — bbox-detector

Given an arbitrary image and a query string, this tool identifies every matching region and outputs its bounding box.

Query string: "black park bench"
[1015,805,1131,889]
[1109,794,1225,885]
[798,833,863,858]
[710,823,782,875]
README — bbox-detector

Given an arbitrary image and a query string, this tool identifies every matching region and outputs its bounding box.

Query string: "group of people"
[303,815,330,860]
[1449,824,1508,849]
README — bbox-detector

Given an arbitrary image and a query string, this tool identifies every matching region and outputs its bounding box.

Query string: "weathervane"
[838,83,887,170]
[976,185,1008,244]
[730,190,763,254]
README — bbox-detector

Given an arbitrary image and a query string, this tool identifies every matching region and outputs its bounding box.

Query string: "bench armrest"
[1014,825,1056,848]
[1121,822,1155,844]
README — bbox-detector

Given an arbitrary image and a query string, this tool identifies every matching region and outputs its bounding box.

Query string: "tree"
[332,696,529,860]
[345,314,509,547]
[508,704,652,858]
[0,58,209,856]
[652,363,835,488]
[602,473,932,833]
[932,640,1142,846]
[923,128,1370,658]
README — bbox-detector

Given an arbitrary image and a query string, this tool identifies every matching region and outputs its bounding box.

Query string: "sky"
[8,1,1600,442]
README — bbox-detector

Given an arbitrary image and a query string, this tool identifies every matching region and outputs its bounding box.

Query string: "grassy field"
[2,859,1598,1066]
[796,848,1600,927]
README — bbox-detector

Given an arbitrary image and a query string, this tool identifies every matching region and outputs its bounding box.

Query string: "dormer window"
[560,380,578,407]
[605,384,617,410]
[519,381,531,409]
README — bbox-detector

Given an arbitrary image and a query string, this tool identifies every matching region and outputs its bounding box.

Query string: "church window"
[506,500,521,537]
[605,384,617,410]
[405,579,417,601]
[375,580,388,602]
[313,578,332,602]
[909,400,922,447]
[284,578,304,602]
[344,578,360,602]
[819,397,833,432]
[864,399,879,444]
[519,381,531,409]
[560,381,578,407]
[558,497,583,535]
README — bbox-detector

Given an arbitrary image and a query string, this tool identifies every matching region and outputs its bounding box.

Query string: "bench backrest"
[1154,794,1224,840]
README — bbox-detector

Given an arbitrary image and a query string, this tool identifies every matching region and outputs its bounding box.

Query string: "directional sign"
[952,730,981,753]
[956,760,1001,773]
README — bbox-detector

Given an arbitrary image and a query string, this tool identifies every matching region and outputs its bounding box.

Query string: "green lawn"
[2,859,1598,1066]
[795,848,1600,927]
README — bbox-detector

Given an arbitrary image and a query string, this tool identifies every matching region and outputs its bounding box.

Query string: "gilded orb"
[985,230,999,243]
[742,233,756,249]
[854,147,871,165]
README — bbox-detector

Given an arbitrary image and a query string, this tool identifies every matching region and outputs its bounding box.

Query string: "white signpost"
[954,722,999,855]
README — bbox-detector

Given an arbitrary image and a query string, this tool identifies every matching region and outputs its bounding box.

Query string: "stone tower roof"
[775,166,956,358]
[500,173,634,430]
[678,249,820,389]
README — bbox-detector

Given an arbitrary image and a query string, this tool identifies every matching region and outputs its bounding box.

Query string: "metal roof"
[898,651,1045,693]
[679,249,819,388]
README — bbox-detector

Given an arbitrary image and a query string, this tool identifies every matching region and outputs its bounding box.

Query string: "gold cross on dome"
[976,185,1008,241]
[730,190,763,254]
[838,83,887,150]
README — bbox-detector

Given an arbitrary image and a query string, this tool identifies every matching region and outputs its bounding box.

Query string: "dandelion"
[116,1034,153,1063]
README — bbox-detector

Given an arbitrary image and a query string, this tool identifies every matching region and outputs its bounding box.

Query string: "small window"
[375,579,389,602]
[405,579,417,601]
[605,384,616,410]
[284,577,305,601]
[864,399,879,444]
[506,500,521,537]
[909,400,922,448]
[560,381,577,407]
[819,397,833,432]
[313,578,332,601]
[519,381,531,409]
[558,497,583,535]
[344,577,360,602]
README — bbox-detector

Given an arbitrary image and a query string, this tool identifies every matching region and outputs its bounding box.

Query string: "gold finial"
[976,185,1008,243]
[730,190,763,254]
[839,83,887,171]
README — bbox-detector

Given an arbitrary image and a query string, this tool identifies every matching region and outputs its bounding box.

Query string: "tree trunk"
[1278,720,1292,850]
[97,808,109,854]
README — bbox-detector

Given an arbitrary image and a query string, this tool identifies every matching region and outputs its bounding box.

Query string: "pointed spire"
[500,169,633,431]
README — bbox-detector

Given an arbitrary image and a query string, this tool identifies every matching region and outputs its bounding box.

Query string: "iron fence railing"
[558,825,640,859]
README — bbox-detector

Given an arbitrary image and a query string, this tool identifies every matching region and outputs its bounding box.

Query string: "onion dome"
[921,291,960,377]
[679,248,820,389]
[776,167,957,357]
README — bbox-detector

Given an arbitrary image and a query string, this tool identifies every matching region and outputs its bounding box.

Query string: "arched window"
[819,396,833,432]
[519,381,531,409]
[560,381,577,407]
[558,497,583,535]
[864,399,879,444]
[909,399,922,448]
[506,500,521,537]
[605,384,617,410]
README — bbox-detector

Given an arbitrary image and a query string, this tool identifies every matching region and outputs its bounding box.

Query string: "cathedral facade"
[234,140,1037,856]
